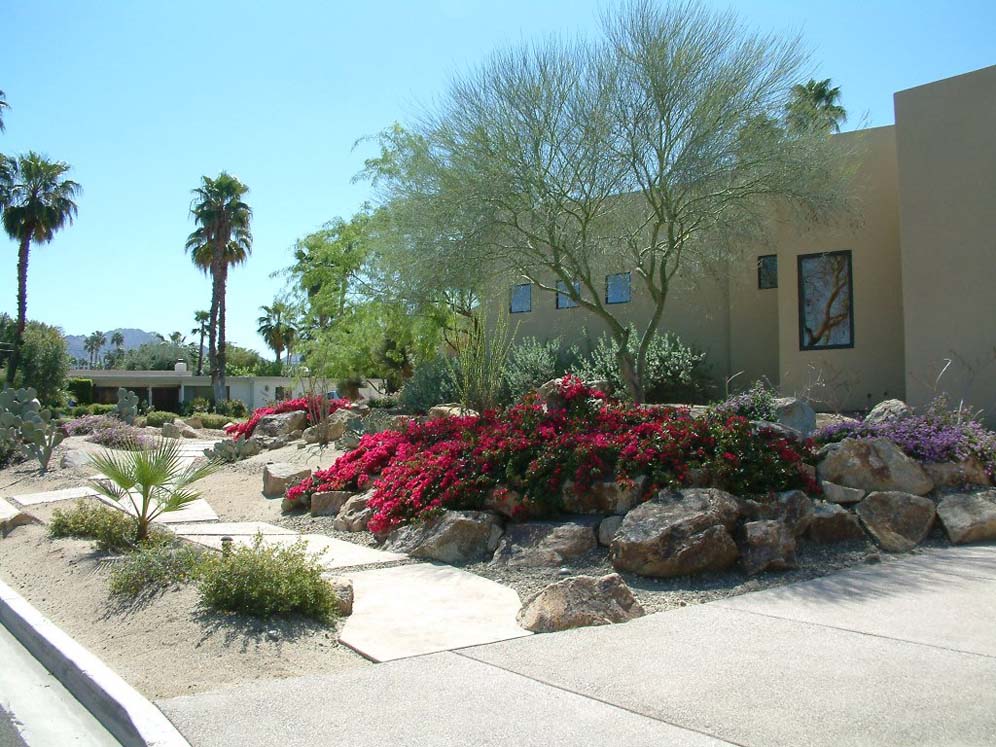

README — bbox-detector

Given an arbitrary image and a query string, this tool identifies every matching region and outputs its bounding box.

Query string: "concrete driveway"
[160,544,996,747]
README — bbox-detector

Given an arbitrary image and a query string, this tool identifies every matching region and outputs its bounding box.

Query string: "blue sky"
[1,0,993,355]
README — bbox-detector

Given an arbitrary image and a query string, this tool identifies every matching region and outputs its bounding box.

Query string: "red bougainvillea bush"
[285,376,817,534]
[225,396,351,440]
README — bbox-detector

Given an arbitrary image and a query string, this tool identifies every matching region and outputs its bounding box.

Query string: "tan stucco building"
[496,65,996,420]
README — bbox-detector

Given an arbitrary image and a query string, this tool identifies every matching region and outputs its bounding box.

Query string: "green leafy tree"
[122,342,194,371]
[191,310,209,375]
[786,78,847,133]
[186,173,252,402]
[14,321,70,406]
[365,0,851,402]
[2,152,80,383]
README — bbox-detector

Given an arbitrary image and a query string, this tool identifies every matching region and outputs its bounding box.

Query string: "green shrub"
[73,403,116,417]
[366,395,400,409]
[399,356,458,414]
[504,336,580,399]
[192,412,232,430]
[49,501,166,552]
[214,399,248,418]
[715,380,778,421]
[572,328,712,403]
[189,397,211,414]
[66,378,94,405]
[15,322,70,407]
[145,411,179,427]
[197,535,338,622]
[109,541,203,598]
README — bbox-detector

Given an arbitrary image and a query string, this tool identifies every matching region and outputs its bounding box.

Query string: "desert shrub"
[66,378,94,405]
[815,397,996,480]
[572,329,711,403]
[87,422,154,450]
[197,535,338,622]
[189,397,211,414]
[504,336,579,399]
[70,403,117,417]
[287,376,816,532]
[450,316,515,411]
[109,541,203,598]
[63,414,118,435]
[715,381,778,421]
[145,411,179,427]
[192,412,231,430]
[49,501,167,552]
[214,399,249,418]
[366,395,400,409]
[225,397,350,441]
[399,356,458,414]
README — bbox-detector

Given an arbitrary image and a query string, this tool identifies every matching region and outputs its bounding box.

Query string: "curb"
[0,578,190,747]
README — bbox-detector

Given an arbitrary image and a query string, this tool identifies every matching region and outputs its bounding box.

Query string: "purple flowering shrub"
[715,381,777,422]
[815,398,996,479]
[86,422,154,451]
[63,415,119,436]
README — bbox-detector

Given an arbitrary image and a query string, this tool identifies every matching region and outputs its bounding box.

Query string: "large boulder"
[262,462,312,498]
[333,492,374,532]
[935,491,996,544]
[609,489,740,578]
[384,510,504,564]
[310,490,354,517]
[773,397,817,437]
[516,574,645,633]
[739,520,797,576]
[254,410,308,439]
[854,491,936,552]
[821,481,866,505]
[60,449,91,469]
[597,515,623,546]
[923,459,992,489]
[738,490,814,538]
[817,437,934,496]
[325,576,354,616]
[864,399,913,426]
[0,498,39,537]
[427,404,478,420]
[806,501,866,544]
[162,420,198,439]
[303,409,362,445]
[491,520,597,567]
[562,476,647,515]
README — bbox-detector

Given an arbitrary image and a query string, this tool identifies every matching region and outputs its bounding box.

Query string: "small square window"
[606,272,631,304]
[510,283,532,313]
[556,280,580,309]
[758,255,778,289]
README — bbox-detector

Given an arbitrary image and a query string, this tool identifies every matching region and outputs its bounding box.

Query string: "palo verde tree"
[2,152,80,384]
[367,0,851,402]
[186,173,252,403]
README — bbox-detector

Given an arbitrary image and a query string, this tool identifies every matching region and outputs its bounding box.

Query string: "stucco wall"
[728,253,780,389]
[895,65,996,421]
[774,126,906,412]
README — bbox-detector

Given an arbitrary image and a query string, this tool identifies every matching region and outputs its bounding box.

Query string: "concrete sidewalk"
[159,545,996,747]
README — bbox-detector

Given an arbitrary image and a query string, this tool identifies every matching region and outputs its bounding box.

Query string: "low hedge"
[145,411,179,427]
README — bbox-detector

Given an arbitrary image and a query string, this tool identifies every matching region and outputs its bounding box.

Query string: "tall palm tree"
[111,330,124,350]
[86,330,106,367]
[191,310,209,375]
[256,300,297,365]
[785,78,847,134]
[168,331,185,345]
[186,173,252,403]
[2,152,80,382]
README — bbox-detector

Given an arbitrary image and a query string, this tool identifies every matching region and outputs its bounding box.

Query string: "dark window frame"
[797,250,855,351]
[556,279,580,309]
[509,282,532,314]
[605,272,632,304]
[757,254,778,290]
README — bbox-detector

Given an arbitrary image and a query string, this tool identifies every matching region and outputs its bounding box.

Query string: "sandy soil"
[0,523,368,699]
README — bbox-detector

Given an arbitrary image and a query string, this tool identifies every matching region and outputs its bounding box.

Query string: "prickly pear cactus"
[116,387,139,425]
[203,435,262,463]
[0,387,64,471]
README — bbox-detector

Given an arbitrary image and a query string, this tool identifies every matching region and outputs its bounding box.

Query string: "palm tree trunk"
[208,252,222,402]
[215,268,228,403]
[196,330,204,376]
[7,235,31,385]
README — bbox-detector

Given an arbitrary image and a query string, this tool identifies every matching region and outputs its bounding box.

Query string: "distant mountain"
[64,328,162,363]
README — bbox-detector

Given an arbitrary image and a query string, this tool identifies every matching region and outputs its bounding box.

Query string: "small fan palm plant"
[89,439,218,544]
